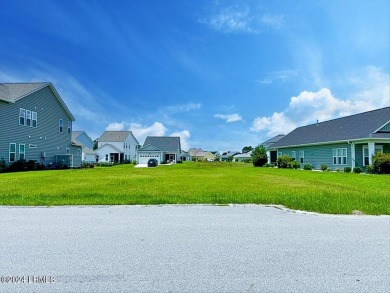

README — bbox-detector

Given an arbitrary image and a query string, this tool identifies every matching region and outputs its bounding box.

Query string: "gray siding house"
[0,82,81,167]
[272,107,390,170]
[137,136,181,164]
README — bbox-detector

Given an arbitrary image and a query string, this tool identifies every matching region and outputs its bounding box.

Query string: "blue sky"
[1,0,389,151]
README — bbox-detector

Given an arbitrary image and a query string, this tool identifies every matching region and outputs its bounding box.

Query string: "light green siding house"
[272,107,390,170]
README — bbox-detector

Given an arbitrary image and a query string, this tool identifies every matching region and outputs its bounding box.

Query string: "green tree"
[251,145,268,167]
[242,146,253,153]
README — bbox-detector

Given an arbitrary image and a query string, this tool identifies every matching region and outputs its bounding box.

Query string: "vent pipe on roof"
[316,120,319,127]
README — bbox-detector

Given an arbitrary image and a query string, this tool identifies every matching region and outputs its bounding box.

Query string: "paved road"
[0,205,389,292]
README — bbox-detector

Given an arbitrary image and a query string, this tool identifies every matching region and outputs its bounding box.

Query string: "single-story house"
[272,107,390,170]
[260,134,285,164]
[232,151,252,162]
[137,136,181,164]
[220,151,240,161]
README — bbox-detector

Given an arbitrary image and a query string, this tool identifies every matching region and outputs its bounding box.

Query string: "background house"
[0,82,81,167]
[96,131,139,163]
[137,136,181,164]
[72,131,96,163]
[232,151,252,162]
[260,134,285,164]
[220,151,240,161]
[272,107,390,170]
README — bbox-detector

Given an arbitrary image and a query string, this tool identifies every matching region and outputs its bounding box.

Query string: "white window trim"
[26,110,31,127]
[291,151,296,160]
[19,144,26,160]
[32,111,37,128]
[332,148,347,165]
[9,143,16,162]
[67,121,72,134]
[19,108,26,125]
[299,151,304,164]
[363,145,383,166]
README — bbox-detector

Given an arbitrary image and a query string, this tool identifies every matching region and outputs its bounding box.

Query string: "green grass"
[0,162,389,214]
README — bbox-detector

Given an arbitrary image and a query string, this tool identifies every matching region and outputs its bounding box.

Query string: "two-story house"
[72,131,96,163]
[96,131,139,163]
[0,82,81,167]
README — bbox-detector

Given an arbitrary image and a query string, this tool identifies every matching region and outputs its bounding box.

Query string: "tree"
[93,139,98,150]
[242,146,253,153]
[251,145,268,167]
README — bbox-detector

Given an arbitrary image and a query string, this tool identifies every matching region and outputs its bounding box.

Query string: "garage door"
[139,154,160,164]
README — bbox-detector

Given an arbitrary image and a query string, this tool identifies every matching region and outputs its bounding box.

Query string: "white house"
[96,131,139,163]
[71,131,96,163]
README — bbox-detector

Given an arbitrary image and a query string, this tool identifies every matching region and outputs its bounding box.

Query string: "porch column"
[351,143,355,169]
[266,150,270,164]
[368,142,375,165]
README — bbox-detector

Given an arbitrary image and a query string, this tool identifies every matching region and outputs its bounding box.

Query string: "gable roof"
[143,136,181,152]
[0,82,75,120]
[98,131,139,144]
[261,134,285,148]
[273,107,390,148]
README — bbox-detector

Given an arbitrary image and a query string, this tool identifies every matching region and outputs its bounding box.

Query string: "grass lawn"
[0,162,389,214]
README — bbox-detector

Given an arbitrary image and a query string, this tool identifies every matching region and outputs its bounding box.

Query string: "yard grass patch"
[0,162,389,214]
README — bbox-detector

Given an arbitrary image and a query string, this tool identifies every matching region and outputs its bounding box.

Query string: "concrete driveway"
[0,205,389,292]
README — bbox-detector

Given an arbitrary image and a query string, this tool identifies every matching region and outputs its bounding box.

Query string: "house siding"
[277,143,352,170]
[0,86,74,166]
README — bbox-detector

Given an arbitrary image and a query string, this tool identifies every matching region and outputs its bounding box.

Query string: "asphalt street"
[0,205,389,292]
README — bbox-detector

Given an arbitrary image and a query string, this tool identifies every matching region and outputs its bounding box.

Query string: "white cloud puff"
[251,79,389,138]
[128,122,167,144]
[170,130,191,151]
[214,113,243,123]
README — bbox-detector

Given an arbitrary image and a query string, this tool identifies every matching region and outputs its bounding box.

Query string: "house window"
[77,148,81,155]
[19,144,25,160]
[299,151,304,164]
[333,148,347,165]
[9,143,16,162]
[32,112,37,128]
[66,147,70,155]
[59,119,63,133]
[67,121,72,134]
[19,108,26,125]
[26,110,31,127]
[105,154,108,161]
[363,145,383,166]
[291,151,296,160]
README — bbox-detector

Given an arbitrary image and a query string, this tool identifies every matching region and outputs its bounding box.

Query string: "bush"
[353,167,362,174]
[303,164,313,170]
[365,165,374,174]
[343,167,351,173]
[276,155,292,168]
[251,145,268,167]
[132,160,137,165]
[177,160,183,164]
[289,161,300,169]
[320,164,328,171]
[372,153,390,174]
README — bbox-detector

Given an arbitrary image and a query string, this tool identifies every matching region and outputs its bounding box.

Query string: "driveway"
[0,205,389,292]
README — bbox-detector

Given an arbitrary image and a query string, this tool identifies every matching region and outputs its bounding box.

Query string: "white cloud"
[214,113,243,123]
[257,69,298,84]
[105,122,126,131]
[200,5,283,34]
[163,102,202,114]
[251,73,389,138]
[128,122,167,144]
[170,130,191,151]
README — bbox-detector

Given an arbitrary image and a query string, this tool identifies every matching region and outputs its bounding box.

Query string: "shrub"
[303,164,313,170]
[132,160,137,165]
[365,164,374,174]
[343,166,351,173]
[327,168,332,172]
[251,145,268,167]
[372,153,390,174]
[276,155,292,168]
[289,161,300,169]
[353,167,362,174]
[320,164,328,171]
[177,160,183,164]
